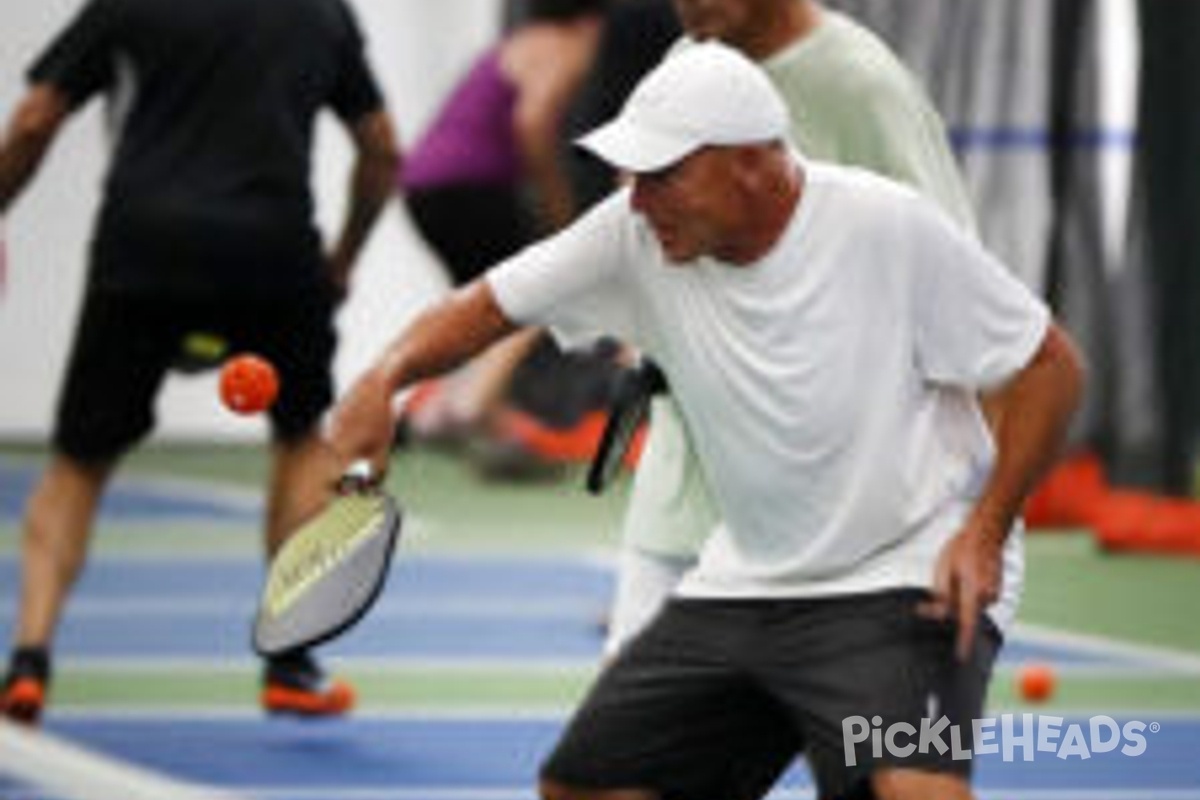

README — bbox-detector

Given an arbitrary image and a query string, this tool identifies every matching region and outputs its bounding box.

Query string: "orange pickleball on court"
[1017,662,1057,703]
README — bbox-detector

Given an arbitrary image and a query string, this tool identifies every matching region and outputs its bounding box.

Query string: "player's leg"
[263,429,334,557]
[870,769,974,800]
[2,455,114,723]
[602,545,691,658]
[542,599,801,800]
[247,287,337,557]
[447,327,543,431]
[238,289,355,716]
[411,181,619,470]
[769,590,1000,799]
[3,290,175,724]
[865,617,997,800]
[258,427,354,715]
[14,457,111,648]
[604,395,717,652]
[866,605,996,800]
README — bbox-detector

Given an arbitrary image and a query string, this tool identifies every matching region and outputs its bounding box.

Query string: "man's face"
[629,147,746,264]
[673,0,770,48]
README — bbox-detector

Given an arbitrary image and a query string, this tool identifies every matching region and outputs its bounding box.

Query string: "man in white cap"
[603,0,987,660]
[327,42,1083,800]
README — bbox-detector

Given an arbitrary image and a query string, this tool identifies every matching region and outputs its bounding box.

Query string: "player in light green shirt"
[606,0,983,652]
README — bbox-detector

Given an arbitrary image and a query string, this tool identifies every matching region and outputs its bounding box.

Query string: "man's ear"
[731,145,772,195]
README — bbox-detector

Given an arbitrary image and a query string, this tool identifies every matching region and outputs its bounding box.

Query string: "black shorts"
[53,287,337,461]
[542,589,1001,800]
[406,183,534,285]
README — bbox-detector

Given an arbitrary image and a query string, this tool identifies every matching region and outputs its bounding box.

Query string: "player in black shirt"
[0,0,400,723]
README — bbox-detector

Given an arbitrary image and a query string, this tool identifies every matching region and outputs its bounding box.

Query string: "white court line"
[992,662,1195,677]
[0,719,247,800]
[106,472,263,514]
[1014,622,1200,675]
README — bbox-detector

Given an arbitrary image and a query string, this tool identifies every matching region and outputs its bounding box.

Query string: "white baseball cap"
[577,41,789,174]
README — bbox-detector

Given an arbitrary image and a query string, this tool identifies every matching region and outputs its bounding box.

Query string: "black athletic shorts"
[542,589,1001,800]
[53,286,337,461]
[406,183,533,285]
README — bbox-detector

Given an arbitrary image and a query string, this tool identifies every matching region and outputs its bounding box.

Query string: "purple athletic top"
[403,47,522,190]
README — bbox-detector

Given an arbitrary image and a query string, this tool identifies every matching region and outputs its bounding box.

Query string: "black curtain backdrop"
[1135,0,1200,493]
[508,0,1200,493]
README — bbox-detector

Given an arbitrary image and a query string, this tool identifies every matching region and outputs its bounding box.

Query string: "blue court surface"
[1,714,1198,799]
[0,462,260,522]
[2,460,1199,799]
[2,548,1198,800]
[0,556,1175,669]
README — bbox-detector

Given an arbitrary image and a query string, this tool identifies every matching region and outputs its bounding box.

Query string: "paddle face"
[253,489,402,656]
[587,359,668,495]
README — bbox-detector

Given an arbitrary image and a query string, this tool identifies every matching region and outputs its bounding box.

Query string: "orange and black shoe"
[2,647,51,725]
[261,651,355,718]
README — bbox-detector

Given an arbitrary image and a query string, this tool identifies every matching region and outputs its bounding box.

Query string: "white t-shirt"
[488,162,1048,615]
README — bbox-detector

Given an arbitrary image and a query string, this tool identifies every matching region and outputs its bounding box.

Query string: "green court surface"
[2,443,1199,718]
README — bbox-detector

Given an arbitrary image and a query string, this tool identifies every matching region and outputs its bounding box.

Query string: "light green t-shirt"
[764,10,976,232]
[624,11,977,556]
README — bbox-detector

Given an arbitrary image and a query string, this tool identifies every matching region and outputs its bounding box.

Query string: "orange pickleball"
[219,353,280,415]
[1018,662,1056,703]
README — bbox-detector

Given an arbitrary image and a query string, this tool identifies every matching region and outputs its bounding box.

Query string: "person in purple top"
[403,51,525,221]
[400,0,610,465]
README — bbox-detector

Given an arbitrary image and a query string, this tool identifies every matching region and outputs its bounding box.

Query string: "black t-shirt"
[28,0,384,295]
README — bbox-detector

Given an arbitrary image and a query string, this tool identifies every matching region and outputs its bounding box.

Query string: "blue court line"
[0,462,259,522]
[0,556,612,662]
[1,714,1195,799]
[949,127,1137,152]
[0,557,1163,669]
